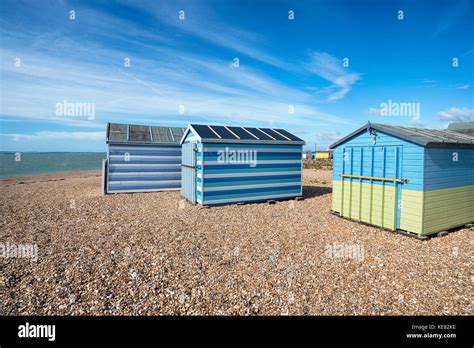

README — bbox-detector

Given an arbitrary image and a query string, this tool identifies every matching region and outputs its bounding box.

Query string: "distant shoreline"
[0,151,106,154]
[0,152,105,179]
[0,169,102,182]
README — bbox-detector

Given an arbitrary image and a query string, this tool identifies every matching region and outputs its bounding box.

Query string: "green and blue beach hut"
[329,122,474,237]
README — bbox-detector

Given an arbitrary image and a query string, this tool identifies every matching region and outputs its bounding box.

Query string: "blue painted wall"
[107,143,181,193]
[424,147,474,190]
[332,129,424,191]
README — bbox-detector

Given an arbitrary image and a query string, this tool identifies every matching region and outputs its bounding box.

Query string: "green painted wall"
[332,180,398,230]
[399,189,423,234]
[333,181,474,235]
[422,185,474,235]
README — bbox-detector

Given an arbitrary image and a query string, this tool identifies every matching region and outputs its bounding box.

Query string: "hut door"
[181,142,197,204]
[340,146,402,230]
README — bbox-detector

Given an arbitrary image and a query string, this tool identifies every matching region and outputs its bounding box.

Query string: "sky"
[0,0,473,152]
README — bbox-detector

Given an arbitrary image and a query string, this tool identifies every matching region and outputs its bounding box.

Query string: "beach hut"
[329,122,474,238]
[180,124,305,206]
[448,121,474,137]
[314,150,333,159]
[103,122,185,194]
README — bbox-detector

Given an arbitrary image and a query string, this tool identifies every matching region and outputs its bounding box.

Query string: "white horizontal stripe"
[203,147,301,153]
[109,163,180,167]
[204,171,301,178]
[107,187,180,193]
[197,161,203,165]
[110,155,181,159]
[109,146,180,151]
[204,160,301,165]
[109,172,180,176]
[204,192,300,205]
[109,180,181,185]
[204,181,301,192]
[197,173,203,178]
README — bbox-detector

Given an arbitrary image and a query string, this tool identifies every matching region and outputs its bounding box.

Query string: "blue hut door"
[341,145,403,230]
[181,142,197,204]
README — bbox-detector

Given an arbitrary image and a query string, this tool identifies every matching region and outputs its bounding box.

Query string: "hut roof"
[106,122,186,145]
[448,121,474,136]
[181,124,305,145]
[329,122,474,149]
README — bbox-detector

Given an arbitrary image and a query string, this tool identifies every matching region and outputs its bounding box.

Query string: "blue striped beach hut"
[103,122,185,194]
[180,124,305,206]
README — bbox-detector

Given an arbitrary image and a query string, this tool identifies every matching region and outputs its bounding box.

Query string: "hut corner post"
[101,158,107,196]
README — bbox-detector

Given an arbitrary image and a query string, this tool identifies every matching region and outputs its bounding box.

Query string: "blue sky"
[0,0,472,152]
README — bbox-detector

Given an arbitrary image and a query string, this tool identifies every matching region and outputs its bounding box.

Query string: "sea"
[0,152,106,178]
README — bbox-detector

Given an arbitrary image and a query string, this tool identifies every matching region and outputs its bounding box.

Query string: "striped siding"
[200,143,302,206]
[181,142,197,203]
[107,143,181,193]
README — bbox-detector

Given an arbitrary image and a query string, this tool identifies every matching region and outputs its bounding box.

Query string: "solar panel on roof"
[151,127,169,135]
[226,127,256,140]
[170,127,184,134]
[151,127,174,143]
[245,127,273,140]
[129,125,151,142]
[108,132,128,142]
[109,123,127,132]
[170,127,185,141]
[209,126,238,140]
[260,128,288,141]
[130,125,148,132]
[107,123,186,144]
[273,128,304,142]
[191,124,220,139]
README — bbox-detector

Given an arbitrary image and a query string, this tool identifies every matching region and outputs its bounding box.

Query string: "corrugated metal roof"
[329,122,474,149]
[448,122,474,136]
[182,124,305,145]
[106,122,186,145]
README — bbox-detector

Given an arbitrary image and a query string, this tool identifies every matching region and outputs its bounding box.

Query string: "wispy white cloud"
[431,0,471,38]
[307,52,362,101]
[0,39,349,129]
[3,131,104,142]
[436,107,473,122]
[122,0,293,71]
[455,83,470,90]
[0,0,355,153]
[303,130,343,150]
